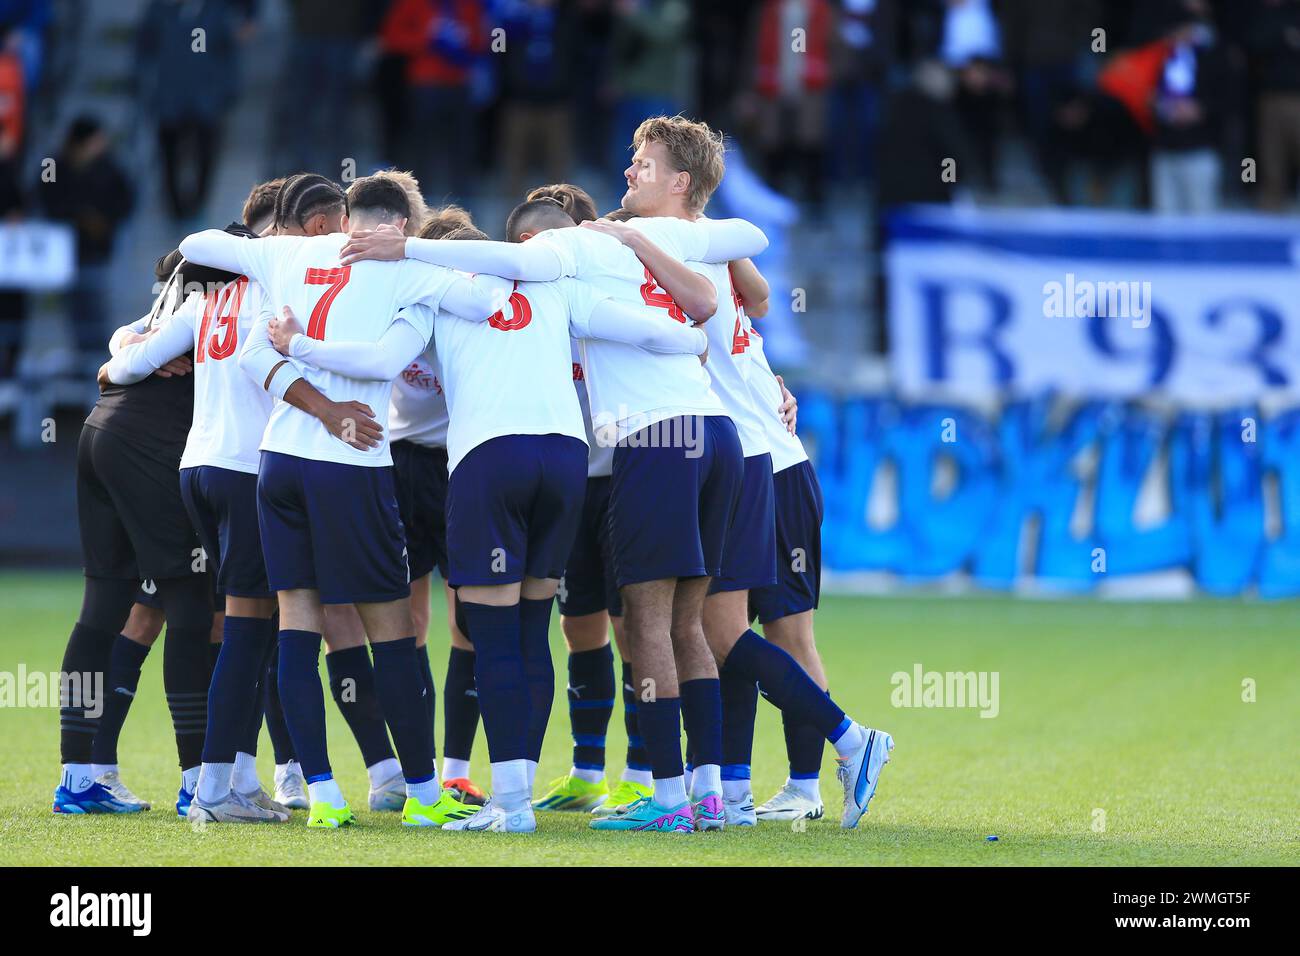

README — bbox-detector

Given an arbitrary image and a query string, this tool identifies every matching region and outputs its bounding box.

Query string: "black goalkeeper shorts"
[76,424,202,582]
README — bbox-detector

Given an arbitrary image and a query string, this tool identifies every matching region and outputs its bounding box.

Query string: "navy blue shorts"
[446,434,588,587]
[609,415,743,587]
[179,465,273,599]
[710,453,778,594]
[558,476,622,618]
[256,451,410,604]
[749,460,824,624]
[392,440,450,581]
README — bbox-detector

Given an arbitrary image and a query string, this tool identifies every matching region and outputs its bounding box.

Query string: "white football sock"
[722,779,750,803]
[92,763,118,779]
[491,759,530,810]
[196,762,234,803]
[307,777,346,808]
[788,776,820,800]
[571,766,604,784]
[653,775,687,807]
[181,766,201,794]
[682,767,693,793]
[690,763,721,798]
[232,752,259,793]
[62,763,94,794]
[442,757,471,781]
[831,721,865,759]
[407,777,440,803]
[524,759,538,793]
[621,768,653,787]
[367,757,402,788]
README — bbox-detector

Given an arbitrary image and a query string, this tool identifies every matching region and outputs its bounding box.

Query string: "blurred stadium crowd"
[1,0,1300,387]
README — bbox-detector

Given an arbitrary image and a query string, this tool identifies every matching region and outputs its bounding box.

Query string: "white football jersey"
[690,260,770,459]
[181,278,277,473]
[531,221,726,442]
[198,232,456,467]
[436,277,606,473]
[572,341,614,478]
[746,322,809,474]
[388,325,449,449]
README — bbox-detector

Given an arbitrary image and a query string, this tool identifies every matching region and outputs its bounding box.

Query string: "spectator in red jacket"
[744,0,834,215]
[380,0,487,201]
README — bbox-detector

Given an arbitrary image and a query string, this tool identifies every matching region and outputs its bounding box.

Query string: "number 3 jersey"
[179,231,461,468]
[435,278,617,474]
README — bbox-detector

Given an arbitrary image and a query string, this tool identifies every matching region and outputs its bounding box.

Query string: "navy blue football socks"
[720,666,759,786]
[371,637,436,783]
[621,661,650,774]
[443,646,479,765]
[463,602,529,762]
[201,615,272,764]
[277,629,332,781]
[680,678,723,768]
[89,634,151,766]
[519,597,556,762]
[325,644,396,769]
[262,640,296,765]
[568,643,615,772]
[723,630,845,739]
[636,696,684,782]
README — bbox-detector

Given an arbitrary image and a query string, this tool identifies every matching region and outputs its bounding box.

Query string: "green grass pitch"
[1,571,1296,866]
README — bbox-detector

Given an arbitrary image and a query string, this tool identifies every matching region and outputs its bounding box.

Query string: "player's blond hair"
[631,115,726,214]
[526,183,598,224]
[356,169,429,237]
[419,205,476,240]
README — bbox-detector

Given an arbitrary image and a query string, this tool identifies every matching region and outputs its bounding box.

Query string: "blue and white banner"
[887,207,1300,404]
[0,222,76,290]
[799,393,1300,599]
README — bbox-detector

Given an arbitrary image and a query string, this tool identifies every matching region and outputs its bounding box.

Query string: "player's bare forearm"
[625,231,717,322]
[730,258,770,318]
[281,378,383,451]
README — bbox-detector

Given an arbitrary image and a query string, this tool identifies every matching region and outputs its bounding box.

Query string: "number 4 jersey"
[530,222,727,443]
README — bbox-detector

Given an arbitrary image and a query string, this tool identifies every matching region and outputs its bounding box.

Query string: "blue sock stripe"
[627,760,653,772]
[790,771,820,780]
[627,734,645,747]
[574,761,605,772]
[404,772,435,785]
[573,733,606,748]
[305,772,333,784]
[721,763,752,781]
[829,716,852,744]
[570,698,616,710]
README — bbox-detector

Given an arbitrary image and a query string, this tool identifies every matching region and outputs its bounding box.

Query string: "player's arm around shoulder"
[690,216,769,263]
[730,258,770,318]
[581,218,717,322]
[99,293,201,386]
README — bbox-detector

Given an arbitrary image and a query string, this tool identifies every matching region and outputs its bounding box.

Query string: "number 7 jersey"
[200,232,461,467]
